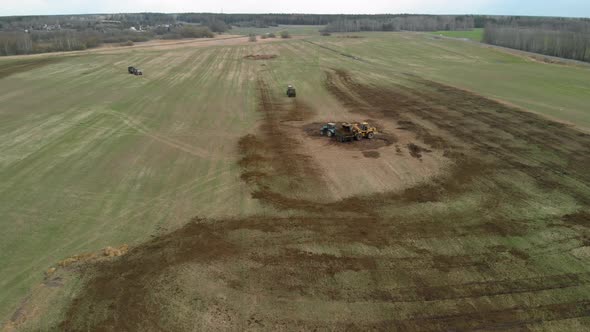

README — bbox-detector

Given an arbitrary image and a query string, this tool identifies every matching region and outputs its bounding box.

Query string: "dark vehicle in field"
[357,122,376,139]
[287,85,296,97]
[320,123,337,137]
[128,66,143,75]
[333,122,377,142]
[335,123,363,142]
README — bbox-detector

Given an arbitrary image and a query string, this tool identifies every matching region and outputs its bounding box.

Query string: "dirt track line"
[302,40,368,62]
[108,168,235,224]
[102,110,213,159]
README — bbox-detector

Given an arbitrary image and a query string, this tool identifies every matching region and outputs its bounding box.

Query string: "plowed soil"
[59,69,590,331]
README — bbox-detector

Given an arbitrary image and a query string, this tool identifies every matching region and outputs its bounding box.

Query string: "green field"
[429,28,484,41]
[2,31,590,330]
[0,41,266,326]
[317,32,590,129]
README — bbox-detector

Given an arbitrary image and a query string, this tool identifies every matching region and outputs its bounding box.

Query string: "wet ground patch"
[362,150,380,158]
[244,54,278,60]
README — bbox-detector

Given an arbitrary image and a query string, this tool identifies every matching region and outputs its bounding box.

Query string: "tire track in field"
[101,110,216,159]
[104,166,234,225]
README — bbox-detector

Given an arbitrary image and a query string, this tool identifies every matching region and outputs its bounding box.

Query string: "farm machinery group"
[321,121,377,142]
[284,84,378,143]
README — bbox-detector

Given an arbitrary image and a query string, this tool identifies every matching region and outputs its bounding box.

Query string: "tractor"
[335,123,362,142]
[334,122,377,142]
[128,66,143,75]
[286,85,296,97]
[320,123,337,137]
[356,122,377,139]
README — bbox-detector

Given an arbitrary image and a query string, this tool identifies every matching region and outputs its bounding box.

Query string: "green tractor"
[320,122,337,137]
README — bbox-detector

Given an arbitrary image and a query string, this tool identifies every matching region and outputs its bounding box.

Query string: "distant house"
[130,27,137,31]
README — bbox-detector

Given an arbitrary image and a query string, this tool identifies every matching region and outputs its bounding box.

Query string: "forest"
[483,17,590,62]
[0,13,221,55]
[1,13,589,60]
[0,13,482,55]
[323,15,476,32]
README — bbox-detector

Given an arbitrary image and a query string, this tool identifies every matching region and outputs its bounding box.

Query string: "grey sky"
[1,0,589,17]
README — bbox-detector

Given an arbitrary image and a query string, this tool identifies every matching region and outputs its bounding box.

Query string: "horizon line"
[1,12,589,19]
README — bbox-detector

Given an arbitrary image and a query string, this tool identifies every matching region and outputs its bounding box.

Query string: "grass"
[310,32,590,130]
[1,32,590,329]
[0,44,265,324]
[429,28,484,42]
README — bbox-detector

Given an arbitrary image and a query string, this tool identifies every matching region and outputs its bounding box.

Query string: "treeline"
[483,16,590,32]
[1,13,481,32]
[1,13,179,31]
[0,26,213,56]
[3,13,590,60]
[483,17,590,62]
[324,15,475,32]
[1,31,101,55]
[0,13,481,55]
[0,13,334,32]
[0,13,226,55]
[176,13,331,27]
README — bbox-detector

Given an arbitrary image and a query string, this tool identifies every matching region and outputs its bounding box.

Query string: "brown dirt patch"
[407,143,432,159]
[235,79,327,207]
[59,213,575,331]
[563,211,590,228]
[362,150,380,158]
[324,68,590,204]
[298,119,445,199]
[238,68,590,210]
[330,134,396,151]
[244,54,278,60]
[283,99,315,122]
